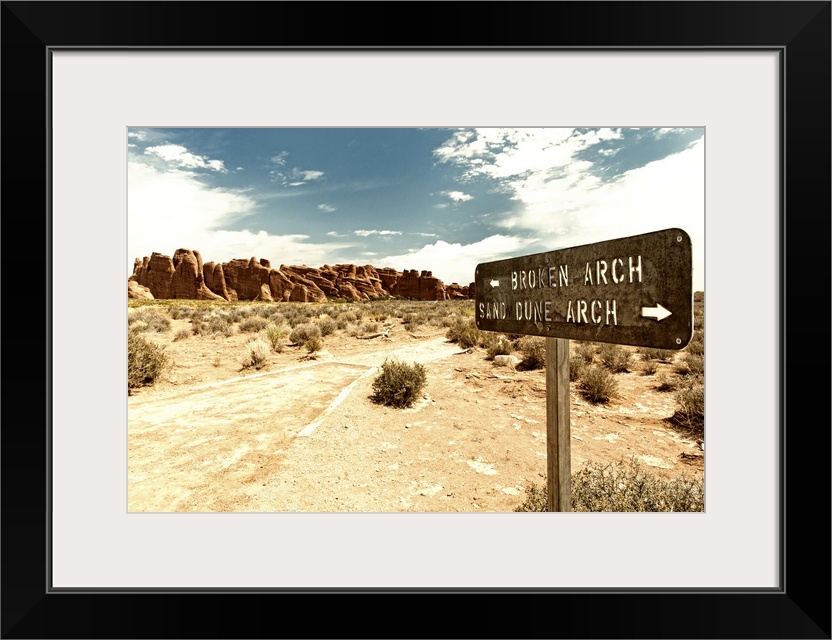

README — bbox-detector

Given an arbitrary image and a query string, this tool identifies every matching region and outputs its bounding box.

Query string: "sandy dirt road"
[128,316,703,513]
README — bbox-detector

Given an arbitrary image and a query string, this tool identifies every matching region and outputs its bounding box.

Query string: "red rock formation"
[128,280,154,300]
[170,249,225,300]
[130,249,475,302]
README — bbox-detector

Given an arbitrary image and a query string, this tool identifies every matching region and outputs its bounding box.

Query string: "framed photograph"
[3,2,829,638]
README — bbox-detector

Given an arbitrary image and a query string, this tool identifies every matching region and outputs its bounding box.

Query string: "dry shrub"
[128,308,171,333]
[668,380,705,434]
[289,323,322,345]
[598,343,632,373]
[128,331,168,388]
[316,315,337,337]
[484,334,513,360]
[574,341,596,365]
[514,458,704,512]
[239,316,269,333]
[266,323,289,352]
[516,336,546,370]
[578,365,619,404]
[241,337,270,370]
[445,318,480,349]
[371,359,427,408]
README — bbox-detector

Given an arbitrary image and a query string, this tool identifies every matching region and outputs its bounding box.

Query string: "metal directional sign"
[475,228,693,349]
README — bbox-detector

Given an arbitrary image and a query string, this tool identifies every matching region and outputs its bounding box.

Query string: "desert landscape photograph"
[127,127,705,513]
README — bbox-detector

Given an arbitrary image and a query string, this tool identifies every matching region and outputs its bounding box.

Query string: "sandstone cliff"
[129,249,474,302]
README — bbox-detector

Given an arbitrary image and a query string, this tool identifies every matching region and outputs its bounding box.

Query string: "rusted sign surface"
[474,228,693,349]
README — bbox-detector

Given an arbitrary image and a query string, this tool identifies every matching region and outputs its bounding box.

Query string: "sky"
[128,127,705,291]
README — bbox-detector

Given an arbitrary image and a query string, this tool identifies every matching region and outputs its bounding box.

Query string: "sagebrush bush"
[669,381,704,433]
[686,330,705,356]
[445,318,480,349]
[241,337,271,370]
[265,323,289,352]
[289,322,322,345]
[316,315,337,337]
[569,357,588,382]
[639,347,676,362]
[128,331,168,388]
[573,341,596,365]
[305,335,323,355]
[514,458,704,512]
[485,334,513,360]
[578,365,619,404]
[371,359,427,408]
[640,359,659,376]
[127,308,171,333]
[173,328,191,342]
[598,343,632,373]
[516,336,546,370]
[654,374,678,392]
[239,316,269,333]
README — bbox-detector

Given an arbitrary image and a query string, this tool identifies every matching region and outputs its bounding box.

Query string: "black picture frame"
[3,2,829,638]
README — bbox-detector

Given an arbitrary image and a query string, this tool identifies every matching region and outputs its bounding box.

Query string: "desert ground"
[128,298,704,512]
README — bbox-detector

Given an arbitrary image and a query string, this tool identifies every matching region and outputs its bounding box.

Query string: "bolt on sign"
[475,228,693,349]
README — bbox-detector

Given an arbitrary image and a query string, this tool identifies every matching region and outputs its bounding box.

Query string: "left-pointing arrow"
[641,303,672,321]
[489,279,500,288]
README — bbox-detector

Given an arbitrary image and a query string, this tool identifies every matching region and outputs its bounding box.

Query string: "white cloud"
[144,144,227,172]
[271,151,289,165]
[318,203,337,213]
[354,229,402,237]
[442,190,473,203]
[128,159,352,276]
[380,235,537,286]
[271,167,325,186]
[435,128,705,290]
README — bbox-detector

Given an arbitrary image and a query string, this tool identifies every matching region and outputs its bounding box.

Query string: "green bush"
[128,331,169,388]
[514,458,704,512]
[578,365,619,404]
[371,359,427,408]
[516,336,546,370]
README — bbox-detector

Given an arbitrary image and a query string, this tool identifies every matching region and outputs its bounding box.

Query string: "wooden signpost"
[474,228,694,511]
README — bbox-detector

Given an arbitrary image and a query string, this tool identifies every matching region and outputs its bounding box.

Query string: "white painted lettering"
[578,300,588,323]
[612,258,624,283]
[549,266,557,287]
[478,302,485,318]
[591,300,602,324]
[629,255,642,283]
[606,299,618,325]
[545,301,552,322]
[511,271,518,290]
[566,300,575,323]
[584,262,593,286]
[559,265,569,287]
[597,260,608,285]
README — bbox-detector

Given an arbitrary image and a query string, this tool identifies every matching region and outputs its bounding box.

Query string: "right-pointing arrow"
[642,303,672,321]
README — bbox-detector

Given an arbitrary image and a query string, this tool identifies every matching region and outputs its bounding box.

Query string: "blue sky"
[128,127,705,290]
